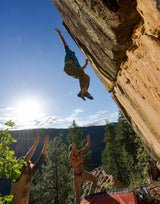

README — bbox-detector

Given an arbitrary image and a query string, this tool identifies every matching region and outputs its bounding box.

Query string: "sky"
[0,0,119,130]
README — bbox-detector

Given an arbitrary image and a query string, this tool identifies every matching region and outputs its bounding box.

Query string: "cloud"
[0,105,118,130]
[70,109,83,117]
[28,109,83,129]
[77,111,119,127]
[89,110,108,120]
[0,107,13,112]
[108,112,119,122]
[78,118,107,127]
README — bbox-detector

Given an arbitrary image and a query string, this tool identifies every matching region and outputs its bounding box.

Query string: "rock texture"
[133,182,160,203]
[113,0,160,161]
[51,0,160,161]
[81,167,160,203]
[146,181,160,203]
[81,166,125,199]
[52,0,139,91]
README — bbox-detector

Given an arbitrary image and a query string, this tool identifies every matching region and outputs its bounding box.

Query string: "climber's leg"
[82,171,97,194]
[74,175,83,204]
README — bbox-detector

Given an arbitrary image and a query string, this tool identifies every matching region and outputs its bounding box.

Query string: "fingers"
[86,59,90,63]
[55,28,61,34]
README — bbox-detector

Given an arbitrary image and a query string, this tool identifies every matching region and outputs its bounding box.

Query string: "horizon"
[9,122,118,132]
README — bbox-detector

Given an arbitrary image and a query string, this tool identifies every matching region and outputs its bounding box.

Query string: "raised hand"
[55,28,61,35]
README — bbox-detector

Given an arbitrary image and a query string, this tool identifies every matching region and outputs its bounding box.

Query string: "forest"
[0,112,153,203]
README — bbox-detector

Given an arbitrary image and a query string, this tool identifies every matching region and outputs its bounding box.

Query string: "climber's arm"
[69,142,77,161]
[80,59,89,71]
[79,135,90,155]
[55,28,67,46]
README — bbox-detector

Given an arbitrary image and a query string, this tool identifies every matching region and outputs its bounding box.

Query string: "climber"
[69,135,97,204]
[9,135,49,204]
[55,28,93,100]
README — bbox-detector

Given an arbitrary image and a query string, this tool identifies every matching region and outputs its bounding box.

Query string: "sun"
[14,99,42,125]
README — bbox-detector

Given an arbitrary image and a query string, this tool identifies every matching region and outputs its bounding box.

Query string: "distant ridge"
[9,124,110,167]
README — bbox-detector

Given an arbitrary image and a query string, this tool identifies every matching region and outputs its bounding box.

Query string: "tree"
[30,136,74,204]
[102,122,124,178]
[0,121,25,203]
[135,135,152,165]
[67,120,92,170]
[102,112,152,186]
[114,112,139,185]
[115,112,153,186]
[134,134,153,185]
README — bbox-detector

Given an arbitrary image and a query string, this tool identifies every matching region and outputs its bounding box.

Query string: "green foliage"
[102,111,152,187]
[67,120,84,150]
[0,194,14,204]
[9,124,106,168]
[30,136,74,204]
[102,122,122,179]
[0,121,25,203]
[30,121,94,203]
[106,183,114,190]
[114,112,139,186]
[133,135,153,186]
[135,136,151,164]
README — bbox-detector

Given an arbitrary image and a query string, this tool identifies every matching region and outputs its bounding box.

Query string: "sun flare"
[14,99,42,124]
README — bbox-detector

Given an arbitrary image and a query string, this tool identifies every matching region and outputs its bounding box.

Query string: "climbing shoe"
[77,92,86,101]
[84,92,94,100]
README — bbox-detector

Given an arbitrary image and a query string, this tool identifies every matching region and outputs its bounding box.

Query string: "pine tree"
[114,112,152,186]
[29,137,74,204]
[114,112,139,185]
[134,134,153,185]
[101,122,123,179]
[67,120,92,170]
[102,112,151,186]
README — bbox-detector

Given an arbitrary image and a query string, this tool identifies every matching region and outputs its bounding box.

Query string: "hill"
[9,125,107,166]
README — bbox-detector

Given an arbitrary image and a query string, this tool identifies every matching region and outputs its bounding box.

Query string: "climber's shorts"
[64,63,84,78]
[64,63,90,90]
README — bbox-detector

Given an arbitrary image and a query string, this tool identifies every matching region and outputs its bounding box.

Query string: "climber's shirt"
[64,45,81,68]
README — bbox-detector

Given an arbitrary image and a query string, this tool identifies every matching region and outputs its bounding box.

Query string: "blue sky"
[0,0,119,130]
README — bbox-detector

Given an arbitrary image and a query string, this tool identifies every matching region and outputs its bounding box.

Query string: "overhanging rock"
[51,0,160,161]
[52,0,139,91]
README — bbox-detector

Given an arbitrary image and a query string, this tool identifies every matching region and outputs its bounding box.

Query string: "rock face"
[146,181,160,203]
[51,0,160,160]
[51,0,139,91]
[81,166,125,200]
[81,167,160,203]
